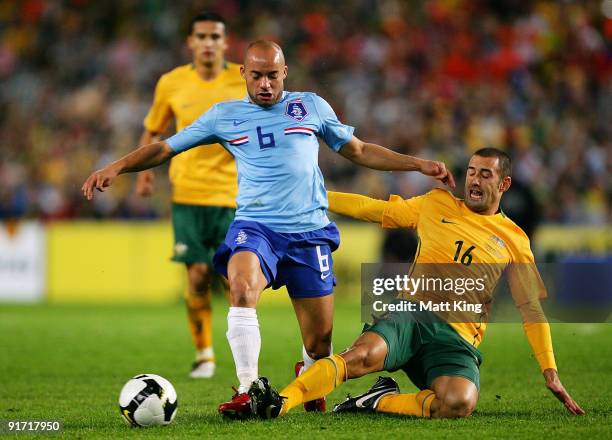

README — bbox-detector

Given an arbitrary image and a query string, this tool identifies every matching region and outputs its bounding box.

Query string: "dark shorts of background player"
[364,310,483,391]
[171,203,236,265]
[213,220,340,299]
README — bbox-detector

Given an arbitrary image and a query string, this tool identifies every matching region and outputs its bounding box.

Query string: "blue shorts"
[213,220,340,298]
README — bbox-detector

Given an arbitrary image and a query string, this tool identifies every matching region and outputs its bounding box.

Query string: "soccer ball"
[118,374,178,427]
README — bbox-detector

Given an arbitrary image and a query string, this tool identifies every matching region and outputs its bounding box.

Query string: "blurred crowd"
[0,0,610,225]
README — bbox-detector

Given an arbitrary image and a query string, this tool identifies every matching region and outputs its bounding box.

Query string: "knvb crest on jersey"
[285,99,308,122]
[235,230,248,245]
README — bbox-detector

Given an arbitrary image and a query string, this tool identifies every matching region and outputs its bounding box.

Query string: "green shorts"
[364,311,482,390]
[171,203,235,265]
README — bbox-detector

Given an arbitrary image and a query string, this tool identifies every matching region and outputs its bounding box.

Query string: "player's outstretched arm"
[520,307,585,415]
[82,141,175,200]
[509,243,585,415]
[327,191,386,223]
[135,130,163,197]
[338,136,455,188]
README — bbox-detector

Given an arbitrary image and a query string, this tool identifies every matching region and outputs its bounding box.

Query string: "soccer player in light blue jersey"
[82,40,455,418]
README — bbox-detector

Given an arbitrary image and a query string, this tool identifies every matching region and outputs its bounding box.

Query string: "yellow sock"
[279,354,347,415]
[376,389,436,417]
[185,290,213,359]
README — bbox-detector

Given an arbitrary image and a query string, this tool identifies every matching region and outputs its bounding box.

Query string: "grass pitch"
[1,296,611,439]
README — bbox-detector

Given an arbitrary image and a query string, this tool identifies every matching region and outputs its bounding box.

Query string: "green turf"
[1,297,610,439]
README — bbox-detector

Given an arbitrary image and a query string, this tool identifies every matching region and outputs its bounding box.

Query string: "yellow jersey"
[144,62,245,207]
[381,188,543,347]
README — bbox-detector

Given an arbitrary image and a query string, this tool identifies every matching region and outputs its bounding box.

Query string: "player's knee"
[343,344,376,377]
[228,274,259,307]
[185,292,211,310]
[439,392,476,418]
[187,263,212,293]
[303,333,332,360]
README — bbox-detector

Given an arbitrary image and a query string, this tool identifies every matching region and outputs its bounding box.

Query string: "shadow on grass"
[328,408,590,421]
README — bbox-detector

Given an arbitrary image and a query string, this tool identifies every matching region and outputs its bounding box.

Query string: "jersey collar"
[190,62,230,85]
[460,200,506,221]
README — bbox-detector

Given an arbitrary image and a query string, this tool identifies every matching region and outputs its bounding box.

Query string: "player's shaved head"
[244,40,285,66]
[241,40,288,107]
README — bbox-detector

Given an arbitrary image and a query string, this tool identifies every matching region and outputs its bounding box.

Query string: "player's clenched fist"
[419,160,456,189]
[81,166,120,200]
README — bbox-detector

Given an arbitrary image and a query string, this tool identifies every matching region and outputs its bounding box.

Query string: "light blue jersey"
[166,91,354,233]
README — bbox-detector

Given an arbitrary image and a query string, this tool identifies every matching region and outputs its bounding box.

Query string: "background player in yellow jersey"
[135,12,244,378]
[249,148,584,419]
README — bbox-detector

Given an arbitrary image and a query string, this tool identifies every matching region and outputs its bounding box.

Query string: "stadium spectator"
[0,1,609,225]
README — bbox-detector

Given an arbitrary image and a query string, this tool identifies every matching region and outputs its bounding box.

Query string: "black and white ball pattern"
[119,374,178,427]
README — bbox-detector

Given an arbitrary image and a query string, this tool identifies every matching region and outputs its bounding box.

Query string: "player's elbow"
[340,139,366,163]
[159,141,176,161]
[518,300,547,324]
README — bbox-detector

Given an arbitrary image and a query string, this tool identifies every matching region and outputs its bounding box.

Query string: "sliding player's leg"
[429,375,478,418]
[359,320,481,418]
[370,376,478,418]
[345,315,439,417]
[248,307,409,418]
[269,331,388,417]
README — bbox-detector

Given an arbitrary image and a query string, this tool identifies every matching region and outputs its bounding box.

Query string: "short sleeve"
[165,105,221,153]
[381,193,428,229]
[143,75,173,134]
[312,95,355,152]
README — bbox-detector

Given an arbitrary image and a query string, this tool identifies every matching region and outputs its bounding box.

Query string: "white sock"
[301,343,333,374]
[226,307,260,393]
[196,347,214,362]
